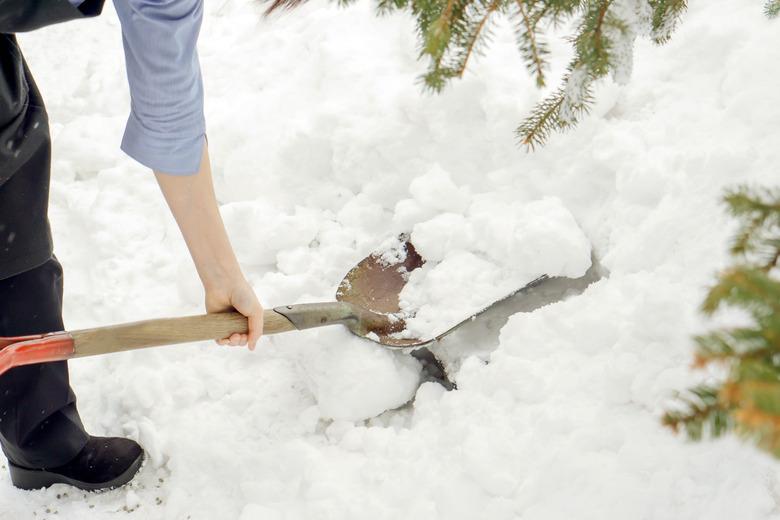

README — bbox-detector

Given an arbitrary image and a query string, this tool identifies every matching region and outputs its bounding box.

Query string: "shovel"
[0,238,548,377]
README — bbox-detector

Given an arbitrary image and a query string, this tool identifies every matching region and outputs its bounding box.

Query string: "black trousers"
[0,257,88,468]
[0,61,89,470]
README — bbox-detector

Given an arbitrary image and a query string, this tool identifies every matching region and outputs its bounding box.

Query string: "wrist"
[199,257,245,292]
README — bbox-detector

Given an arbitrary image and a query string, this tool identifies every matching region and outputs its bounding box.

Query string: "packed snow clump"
[295,327,422,421]
[398,187,592,337]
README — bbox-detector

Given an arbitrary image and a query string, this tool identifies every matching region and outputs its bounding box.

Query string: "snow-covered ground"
[3,0,780,518]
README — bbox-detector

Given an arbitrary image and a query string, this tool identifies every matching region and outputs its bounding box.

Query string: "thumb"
[247,308,264,351]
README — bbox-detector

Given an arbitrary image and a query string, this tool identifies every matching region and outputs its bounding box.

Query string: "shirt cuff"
[121,113,205,175]
[67,0,84,6]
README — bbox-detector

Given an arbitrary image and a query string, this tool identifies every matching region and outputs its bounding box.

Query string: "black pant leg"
[0,132,55,281]
[0,8,91,471]
[0,258,89,468]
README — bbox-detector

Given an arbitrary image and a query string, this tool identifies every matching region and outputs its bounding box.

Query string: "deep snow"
[2,0,780,518]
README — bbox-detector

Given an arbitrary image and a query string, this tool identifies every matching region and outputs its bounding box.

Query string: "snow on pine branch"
[263,0,690,148]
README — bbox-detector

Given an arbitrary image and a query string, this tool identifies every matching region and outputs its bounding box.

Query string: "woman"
[0,0,263,491]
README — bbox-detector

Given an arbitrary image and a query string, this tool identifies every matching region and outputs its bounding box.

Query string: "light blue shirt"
[70,0,205,175]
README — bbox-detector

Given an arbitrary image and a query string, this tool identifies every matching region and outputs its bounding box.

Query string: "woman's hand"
[205,277,264,350]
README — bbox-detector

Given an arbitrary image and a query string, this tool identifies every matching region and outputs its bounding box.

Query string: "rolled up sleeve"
[114,0,206,175]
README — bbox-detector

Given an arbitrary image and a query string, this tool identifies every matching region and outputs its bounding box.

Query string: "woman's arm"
[154,144,264,350]
[114,0,262,348]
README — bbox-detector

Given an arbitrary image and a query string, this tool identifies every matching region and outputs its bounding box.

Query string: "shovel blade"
[335,237,548,348]
[335,238,428,347]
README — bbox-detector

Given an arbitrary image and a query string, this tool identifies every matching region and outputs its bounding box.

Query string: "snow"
[296,327,422,421]
[400,195,591,338]
[3,0,780,518]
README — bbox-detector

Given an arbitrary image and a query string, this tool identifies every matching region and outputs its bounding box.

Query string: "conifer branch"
[766,0,780,18]
[767,249,780,271]
[575,0,614,77]
[420,0,471,92]
[515,0,547,87]
[531,0,581,25]
[452,0,503,78]
[666,182,780,459]
[376,0,410,13]
[662,385,731,441]
[694,328,778,367]
[429,0,458,62]
[723,186,780,269]
[516,61,596,149]
[517,89,565,150]
[262,0,691,147]
[648,0,687,44]
[701,266,780,319]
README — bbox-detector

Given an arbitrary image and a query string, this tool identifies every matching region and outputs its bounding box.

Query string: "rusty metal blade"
[335,237,549,349]
[335,238,426,347]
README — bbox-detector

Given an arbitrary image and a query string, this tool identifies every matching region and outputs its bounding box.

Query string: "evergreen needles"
[264,0,690,148]
[766,0,780,18]
[663,187,780,457]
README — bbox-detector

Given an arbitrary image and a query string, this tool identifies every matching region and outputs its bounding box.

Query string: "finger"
[216,338,229,346]
[248,308,264,351]
[229,333,242,346]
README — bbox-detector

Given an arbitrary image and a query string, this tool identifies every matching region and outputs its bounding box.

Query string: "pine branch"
[666,182,780,459]
[720,377,780,456]
[530,0,582,26]
[731,358,780,383]
[662,385,731,441]
[264,0,307,14]
[733,407,780,456]
[724,186,780,217]
[515,0,548,87]
[723,377,780,415]
[648,0,687,44]
[262,0,691,146]
[516,0,622,149]
[419,0,476,92]
[766,0,780,18]
[451,0,503,78]
[515,62,597,149]
[422,0,456,64]
[767,247,780,272]
[575,0,614,77]
[694,327,779,368]
[376,0,410,11]
[427,0,458,62]
[723,186,780,269]
[516,89,565,150]
[701,266,780,320]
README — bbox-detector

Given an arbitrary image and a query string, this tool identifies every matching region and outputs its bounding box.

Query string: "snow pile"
[3,0,780,519]
[295,327,422,421]
[397,168,591,337]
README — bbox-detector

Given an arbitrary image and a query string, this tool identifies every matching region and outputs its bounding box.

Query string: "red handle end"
[0,333,75,377]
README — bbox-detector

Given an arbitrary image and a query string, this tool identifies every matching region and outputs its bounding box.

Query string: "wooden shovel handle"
[71,310,297,358]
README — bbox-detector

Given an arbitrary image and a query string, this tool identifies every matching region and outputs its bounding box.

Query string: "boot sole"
[9,450,144,491]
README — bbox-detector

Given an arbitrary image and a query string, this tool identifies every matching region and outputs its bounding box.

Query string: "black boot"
[8,436,144,491]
